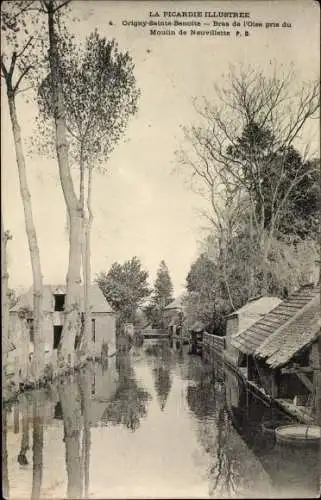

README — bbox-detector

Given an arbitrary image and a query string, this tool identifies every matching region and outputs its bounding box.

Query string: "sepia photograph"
[1,0,320,498]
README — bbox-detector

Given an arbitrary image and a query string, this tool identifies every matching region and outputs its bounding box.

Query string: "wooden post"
[14,404,20,434]
[271,371,278,399]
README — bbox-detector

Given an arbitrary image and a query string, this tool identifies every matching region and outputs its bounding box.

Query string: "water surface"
[3,344,320,498]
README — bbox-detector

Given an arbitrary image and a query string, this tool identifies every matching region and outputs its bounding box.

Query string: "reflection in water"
[31,393,44,500]
[4,350,320,499]
[186,364,243,496]
[209,405,237,498]
[101,354,151,432]
[152,366,172,411]
[187,363,274,498]
[2,405,9,498]
[78,368,92,499]
[59,376,82,499]
[149,345,173,412]
[186,364,223,420]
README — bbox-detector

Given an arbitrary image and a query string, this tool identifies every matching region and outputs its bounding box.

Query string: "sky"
[2,0,320,296]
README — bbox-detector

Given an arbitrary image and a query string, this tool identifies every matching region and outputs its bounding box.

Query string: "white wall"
[92,313,116,357]
[9,310,117,365]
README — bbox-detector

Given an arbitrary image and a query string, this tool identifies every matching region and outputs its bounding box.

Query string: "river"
[3,343,320,499]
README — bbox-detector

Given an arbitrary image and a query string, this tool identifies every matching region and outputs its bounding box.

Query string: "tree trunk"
[79,368,92,499]
[19,394,30,464]
[315,163,321,490]
[2,405,9,499]
[7,94,44,382]
[60,213,82,365]
[248,203,255,299]
[1,215,9,390]
[47,3,82,367]
[59,377,83,499]
[20,315,31,384]
[78,153,89,359]
[31,392,44,500]
[83,167,94,357]
[14,404,20,434]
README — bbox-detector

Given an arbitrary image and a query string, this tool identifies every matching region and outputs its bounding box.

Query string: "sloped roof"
[10,284,114,314]
[255,292,320,368]
[164,296,184,310]
[227,296,281,319]
[231,284,319,356]
[228,297,282,343]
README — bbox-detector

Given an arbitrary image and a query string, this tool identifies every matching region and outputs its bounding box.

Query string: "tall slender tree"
[31,392,44,500]
[154,260,174,308]
[1,216,10,387]
[146,260,174,328]
[1,2,45,380]
[37,0,82,367]
[37,30,139,356]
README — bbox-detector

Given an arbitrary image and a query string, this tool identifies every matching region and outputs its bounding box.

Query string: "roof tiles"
[231,285,319,359]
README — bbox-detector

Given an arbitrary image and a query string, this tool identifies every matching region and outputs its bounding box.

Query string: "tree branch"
[13,66,32,93]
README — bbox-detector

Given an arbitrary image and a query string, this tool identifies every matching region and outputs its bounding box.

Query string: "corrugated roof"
[231,285,319,356]
[10,284,114,314]
[255,293,320,368]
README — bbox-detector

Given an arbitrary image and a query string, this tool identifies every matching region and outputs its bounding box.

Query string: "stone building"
[8,284,116,374]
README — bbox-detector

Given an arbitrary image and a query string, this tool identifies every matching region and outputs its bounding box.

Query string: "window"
[53,325,63,349]
[54,402,63,420]
[27,318,34,343]
[92,319,96,343]
[54,294,65,312]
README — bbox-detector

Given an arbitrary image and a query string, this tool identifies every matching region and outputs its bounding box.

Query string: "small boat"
[261,416,293,436]
[275,424,320,446]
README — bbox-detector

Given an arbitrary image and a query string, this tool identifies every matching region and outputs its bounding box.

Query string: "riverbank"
[3,347,118,405]
[202,343,314,425]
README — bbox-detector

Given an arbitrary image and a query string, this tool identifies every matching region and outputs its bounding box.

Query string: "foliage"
[183,253,231,335]
[226,123,320,240]
[178,65,320,333]
[144,260,173,328]
[154,260,173,307]
[8,289,19,309]
[101,354,151,431]
[36,29,140,171]
[96,257,151,326]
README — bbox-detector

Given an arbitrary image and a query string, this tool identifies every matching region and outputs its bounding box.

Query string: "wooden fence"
[203,333,226,356]
[143,329,169,340]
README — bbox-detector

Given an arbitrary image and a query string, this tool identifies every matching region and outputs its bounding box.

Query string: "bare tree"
[178,64,320,297]
[1,2,45,381]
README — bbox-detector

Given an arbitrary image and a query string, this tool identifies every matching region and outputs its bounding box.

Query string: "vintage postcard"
[2,0,320,499]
